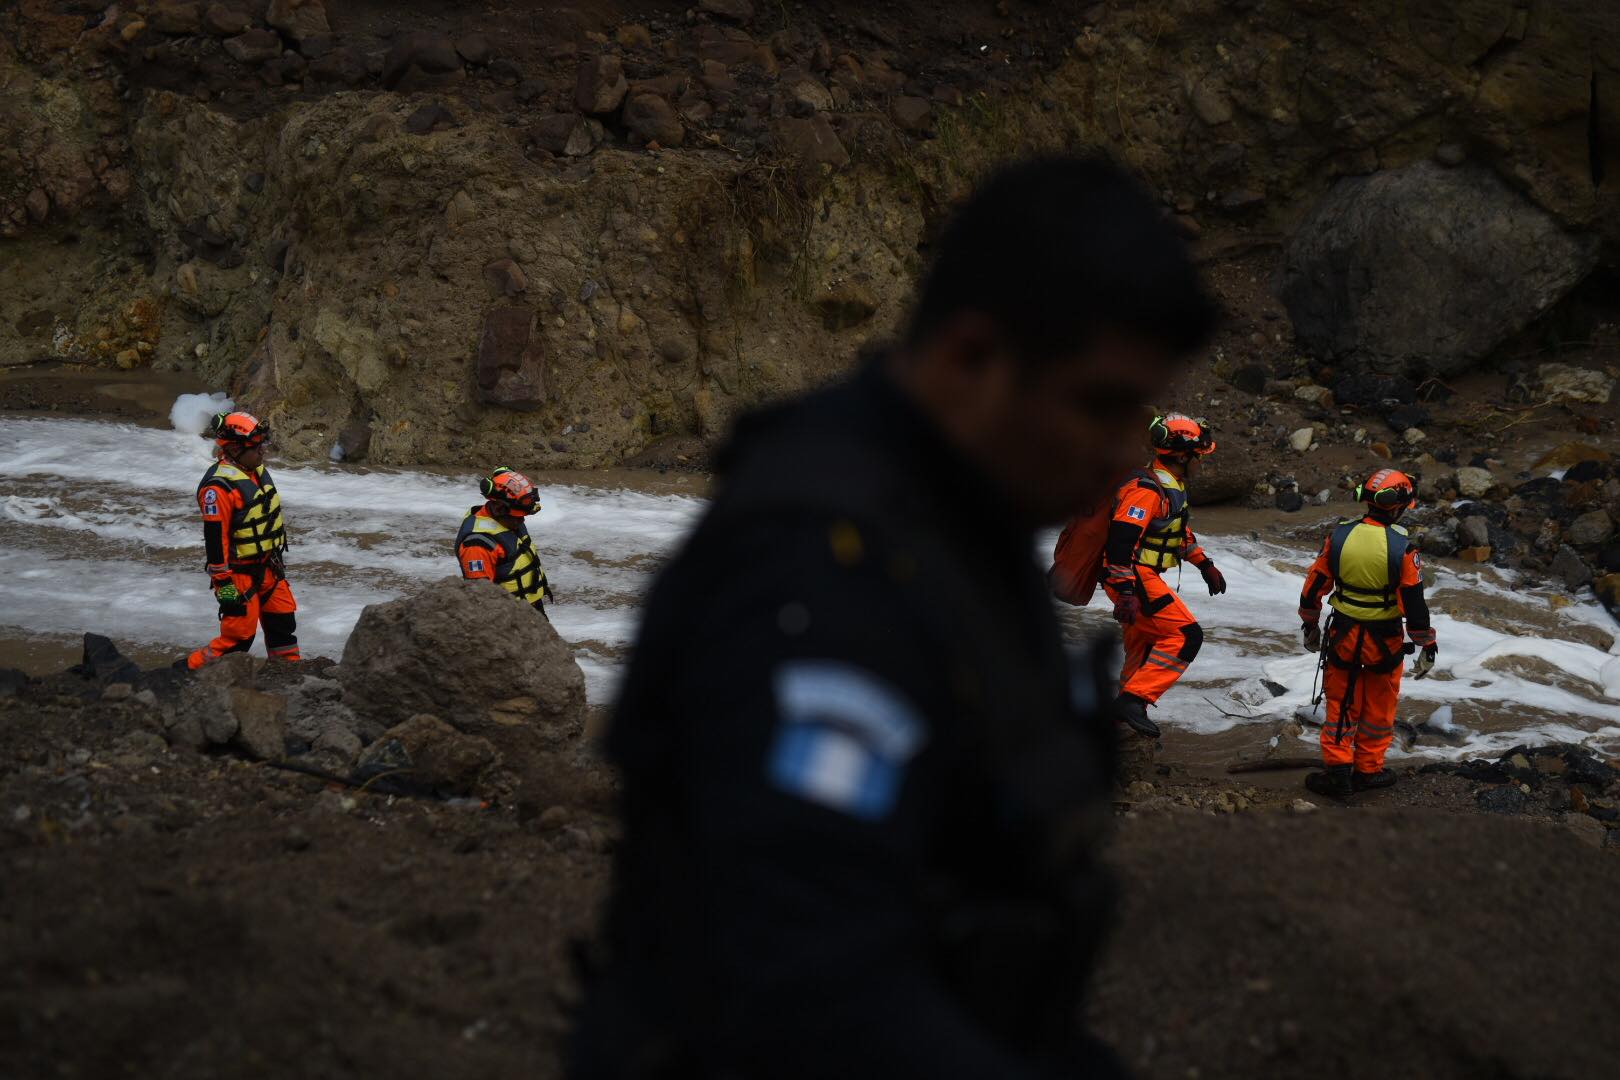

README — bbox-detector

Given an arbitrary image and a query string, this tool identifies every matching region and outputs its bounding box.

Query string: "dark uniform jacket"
[572,360,1124,1079]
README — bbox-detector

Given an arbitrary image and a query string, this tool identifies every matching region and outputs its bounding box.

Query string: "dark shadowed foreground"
[3,676,1617,1079]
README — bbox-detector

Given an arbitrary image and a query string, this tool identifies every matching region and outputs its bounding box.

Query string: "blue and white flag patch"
[767,660,925,821]
[1126,505,1147,521]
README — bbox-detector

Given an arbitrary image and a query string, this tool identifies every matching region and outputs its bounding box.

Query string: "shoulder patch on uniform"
[203,488,218,504]
[466,559,485,574]
[767,660,925,821]
[1411,552,1423,570]
[1126,505,1147,521]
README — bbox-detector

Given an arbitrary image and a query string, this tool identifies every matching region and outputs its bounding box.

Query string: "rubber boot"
[1113,692,1161,739]
[1304,764,1353,799]
[1352,768,1397,791]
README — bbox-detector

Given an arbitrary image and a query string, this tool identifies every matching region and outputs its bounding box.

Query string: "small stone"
[891,95,932,132]
[283,826,312,852]
[1455,466,1495,499]
[1403,427,1427,445]
[203,4,253,37]
[405,103,457,136]
[1537,363,1613,406]
[615,23,654,50]
[537,805,571,830]
[1434,142,1466,167]
[1188,81,1234,126]
[624,94,685,146]
[1126,780,1155,798]
[115,349,141,370]
[1294,384,1334,409]
[102,683,134,701]
[1275,488,1305,513]
[1288,798,1317,814]
[699,0,754,23]
[1288,427,1314,452]
[576,55,629,116]
[1551,545,1593,589]
[1368,441,1392,459]
[1567,510,1614,547]
[1566,813,1606,848]
[134,689,159,708]
[483,257,528,296]
[1458,515,1491,549]
[223,28,283,65]
[455,33,492,66]
[265,0,329,43]
[1457,546,1492,563]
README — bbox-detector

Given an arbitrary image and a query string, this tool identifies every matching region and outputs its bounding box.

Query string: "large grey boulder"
[1277,162,1600,377]
[339,578,586,790]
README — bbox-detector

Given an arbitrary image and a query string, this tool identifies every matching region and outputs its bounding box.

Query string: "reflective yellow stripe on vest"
[1135,467,1189,571]
[1327,520,1408,622]
[203,461,286,562]
[460,510,548,605]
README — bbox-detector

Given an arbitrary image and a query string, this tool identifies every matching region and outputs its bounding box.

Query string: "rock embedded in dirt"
[812,281,879,330]
[1419,525,1458,557]
[1275,488,1304,512]
[623,94,685,147]
[1477,785,1530,814]
[265,0,329,43]
[475,307,546,410]
[1288,427,1313,452]
[230,687,287,761]
[1455,467,1495,499]
[455,33,493,66]
[152,2,204,34]
[1293,384,1333,409]
[891,95,932,132]
[576,55,629,116]
[529,114,603,157]
[774,114,849,170]
[1277,162,1601,378]
[202,4,253,37]
[1567,510,1615,547]
[356,714,499,796]
[223,29,283,65]
[383,31,465,91]
[1552,545,1594,590]
[340,578,587,791]
[405,103,457,136]
[699,0,755,23]
[483,258,528,297]
[1537,362,1614,405]
[1458,515,1491,550]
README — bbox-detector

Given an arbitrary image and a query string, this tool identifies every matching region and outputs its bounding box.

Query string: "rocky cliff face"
[2,0,1615,466]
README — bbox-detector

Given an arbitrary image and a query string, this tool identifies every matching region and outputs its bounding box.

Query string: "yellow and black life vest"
[456,507,550,605]
[1327,518,1409,622]
[1132,467,1190,571]
[199,460,286,563]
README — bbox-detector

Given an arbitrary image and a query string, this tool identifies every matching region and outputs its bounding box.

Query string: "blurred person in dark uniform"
[571,156,1217,1080]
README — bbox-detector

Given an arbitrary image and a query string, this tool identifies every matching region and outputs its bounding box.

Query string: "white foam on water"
[4,407,1618,749]
[169,392,234,437]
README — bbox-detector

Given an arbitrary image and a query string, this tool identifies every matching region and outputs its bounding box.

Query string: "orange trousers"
[188,566,300,670]
[1319,620,1404,774]
[1105,568,1202,705]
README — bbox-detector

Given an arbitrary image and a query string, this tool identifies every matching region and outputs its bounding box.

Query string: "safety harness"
[456,507,551,606]
[1318,518,1412,741]
[1131,467,1190,571]
[1326,519,1409,621]
[199,461,286,564]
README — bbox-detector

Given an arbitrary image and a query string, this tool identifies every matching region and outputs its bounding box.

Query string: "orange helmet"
[1356,468,1416,511]
[481,466,539,517]
[209,410,271,450]
[1149,413,1215,458]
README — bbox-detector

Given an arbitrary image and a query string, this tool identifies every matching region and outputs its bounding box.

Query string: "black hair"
[906,155,1218,361]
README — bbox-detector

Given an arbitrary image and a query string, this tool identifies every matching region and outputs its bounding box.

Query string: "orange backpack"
[1049,468,1163,606]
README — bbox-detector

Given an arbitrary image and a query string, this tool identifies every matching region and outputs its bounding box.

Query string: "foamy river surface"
[3,402,1617,761]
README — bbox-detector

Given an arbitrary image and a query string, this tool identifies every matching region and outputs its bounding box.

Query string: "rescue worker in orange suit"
[456,467,554,613]
[1297,468,1436,797]
[1102,413,1225,737]
[187,411,300,670]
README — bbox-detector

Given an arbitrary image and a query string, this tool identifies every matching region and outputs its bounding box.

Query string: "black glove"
[1197,560,1227,595]
[1302,621,1321,653]
[1412,643,1438,679]
[215,582,248,618]
[1112,592,1141,626]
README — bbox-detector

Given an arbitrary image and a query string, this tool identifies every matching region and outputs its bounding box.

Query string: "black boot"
[1113,693,1160,739]
[1352,768,1397,791]
[1304,764,1352,799]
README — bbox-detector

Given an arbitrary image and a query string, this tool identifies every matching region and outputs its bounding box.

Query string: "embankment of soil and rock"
[3,0,1617,472]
